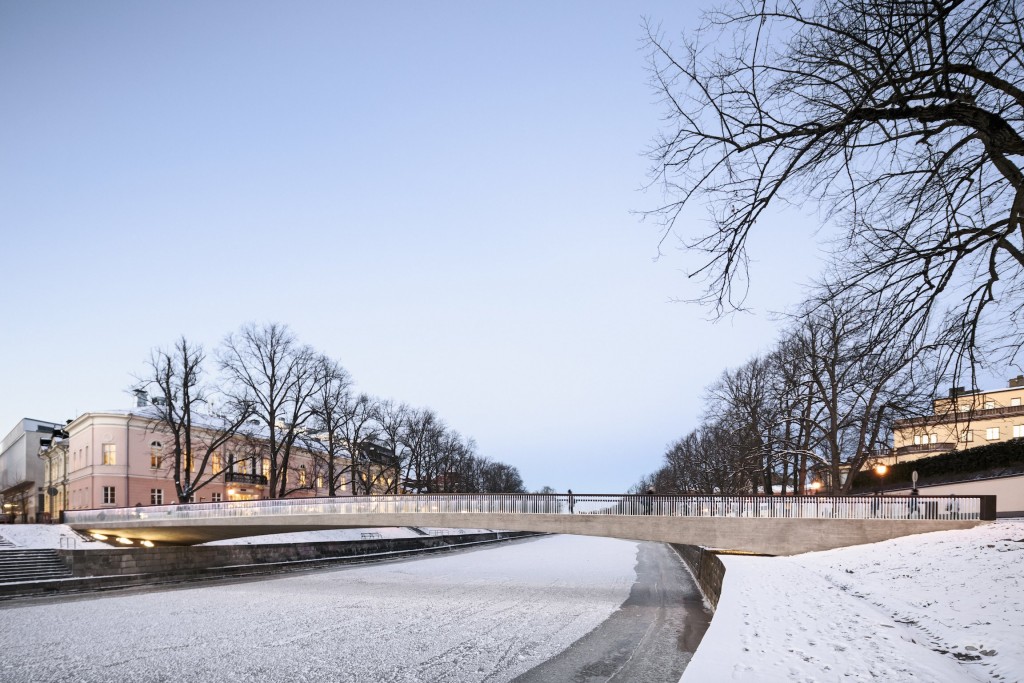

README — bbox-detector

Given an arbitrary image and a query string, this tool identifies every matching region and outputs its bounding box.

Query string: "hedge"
[850,437,1024,489]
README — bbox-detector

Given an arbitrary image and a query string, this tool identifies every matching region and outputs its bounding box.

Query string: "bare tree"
[651,423,755,495]
[705,355,786,494]
[784,298,936,492]
[142,337,253,502]
[218,323,327,498]
[342,393,382,495]
[303,355,355,497]
[644,0,1024,370]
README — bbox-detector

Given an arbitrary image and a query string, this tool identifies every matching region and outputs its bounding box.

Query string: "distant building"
[0,418,63,522]
[888,375,1024,464]
[62,407,350,509]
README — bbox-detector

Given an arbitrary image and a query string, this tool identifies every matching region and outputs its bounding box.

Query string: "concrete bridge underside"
[70,512,986,555]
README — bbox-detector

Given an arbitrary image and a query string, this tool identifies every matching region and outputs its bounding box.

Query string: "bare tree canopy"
[142,337,253,502]
[645,0,1024,366]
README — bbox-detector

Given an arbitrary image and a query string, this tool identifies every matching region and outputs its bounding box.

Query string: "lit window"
[299,465,307,486]
[237,458,248,475]
[211,452,222,473]
[986,427,1000,440]
[316,475,324,489]
[150,489,163,505]
[960,429,973,443]
[150,441,162,469]
[1014,425,1024,438]
[102,444,116,465]
[262,458,270,478]
[212,492,222,503]
[102,486,116,505]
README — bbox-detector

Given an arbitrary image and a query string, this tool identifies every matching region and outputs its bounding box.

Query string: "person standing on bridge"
[568,489,575,514]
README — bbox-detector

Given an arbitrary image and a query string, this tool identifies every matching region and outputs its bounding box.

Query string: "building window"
[102,486,116,505]
[957,403,970,412]
[299,465,307,486]
[316,475,324,489]
[212,492,222,503]
[929,433,937,444]
[1014,398,1022,407]
[1014,425,1024,439]
[237,458,248,475]
[986,427,1000,440]
[211,452,222,473]
[151,489,163,505]
[102,444,116,465]
[262,458,270,479]
[150,441,162,469]
[960,429,974,443]
[984,400,995,409]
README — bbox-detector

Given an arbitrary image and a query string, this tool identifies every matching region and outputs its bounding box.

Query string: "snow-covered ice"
[0,535,639,683]
[684,519,1024,682]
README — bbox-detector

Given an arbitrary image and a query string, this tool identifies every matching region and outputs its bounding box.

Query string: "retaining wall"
[59,531,528,578]
[0,532,536,599]
[671,544,727,610]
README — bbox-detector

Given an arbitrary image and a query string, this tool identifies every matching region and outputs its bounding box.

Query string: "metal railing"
[63,493,989,526]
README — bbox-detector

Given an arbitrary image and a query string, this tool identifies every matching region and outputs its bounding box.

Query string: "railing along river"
[64,493,990,525]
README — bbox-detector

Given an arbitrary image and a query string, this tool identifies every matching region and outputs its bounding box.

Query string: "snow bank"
[0,525,106,549]
[683,519,1024,682]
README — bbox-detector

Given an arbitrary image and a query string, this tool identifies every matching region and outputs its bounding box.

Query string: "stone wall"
[671,544,727,611]
[59,532,530,579]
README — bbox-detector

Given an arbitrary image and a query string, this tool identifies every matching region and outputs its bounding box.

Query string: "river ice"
[0,535,638,683]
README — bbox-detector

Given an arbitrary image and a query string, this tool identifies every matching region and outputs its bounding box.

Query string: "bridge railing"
[64,493,991,525]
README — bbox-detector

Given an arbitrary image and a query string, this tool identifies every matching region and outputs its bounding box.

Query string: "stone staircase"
[0,536,73,583]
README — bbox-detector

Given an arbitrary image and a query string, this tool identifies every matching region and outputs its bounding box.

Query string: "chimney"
[132,389,149,408]
[948,386,966,398]
[1009,375,1024,388]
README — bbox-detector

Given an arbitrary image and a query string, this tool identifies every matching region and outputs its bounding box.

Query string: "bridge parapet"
[65,492,995,527]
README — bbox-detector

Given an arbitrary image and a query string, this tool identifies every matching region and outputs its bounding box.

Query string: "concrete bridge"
[64,493,996,555]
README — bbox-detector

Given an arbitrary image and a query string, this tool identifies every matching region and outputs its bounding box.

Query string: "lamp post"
[873,463,888,494]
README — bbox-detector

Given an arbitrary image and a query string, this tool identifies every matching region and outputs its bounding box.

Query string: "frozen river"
[0,535,706,682]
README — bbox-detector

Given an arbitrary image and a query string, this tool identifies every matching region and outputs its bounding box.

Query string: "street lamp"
[809,480,823,495]
[873,463,888,494]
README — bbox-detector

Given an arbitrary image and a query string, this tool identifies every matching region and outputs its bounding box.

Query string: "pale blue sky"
[1,1,822,492]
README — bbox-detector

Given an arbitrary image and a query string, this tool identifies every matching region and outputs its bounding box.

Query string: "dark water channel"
[513,541,712,683]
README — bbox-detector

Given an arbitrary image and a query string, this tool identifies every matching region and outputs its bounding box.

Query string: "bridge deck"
[64,493,995,555]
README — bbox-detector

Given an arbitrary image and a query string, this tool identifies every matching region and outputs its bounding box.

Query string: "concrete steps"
[0,549,73,583]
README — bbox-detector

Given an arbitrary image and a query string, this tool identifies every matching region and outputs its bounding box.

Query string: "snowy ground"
[0,524,107,549]
[0,535,639,683]
[684,519,1024,683]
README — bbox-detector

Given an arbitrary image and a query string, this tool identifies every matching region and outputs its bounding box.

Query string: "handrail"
[63,493,990,525]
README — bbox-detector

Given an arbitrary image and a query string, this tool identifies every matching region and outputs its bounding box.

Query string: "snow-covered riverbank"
[684,519,1024,682]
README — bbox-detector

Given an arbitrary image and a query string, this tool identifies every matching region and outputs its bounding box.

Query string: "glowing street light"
[874,463,889,495]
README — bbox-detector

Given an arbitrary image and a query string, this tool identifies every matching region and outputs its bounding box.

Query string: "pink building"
[64,410,343,510]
